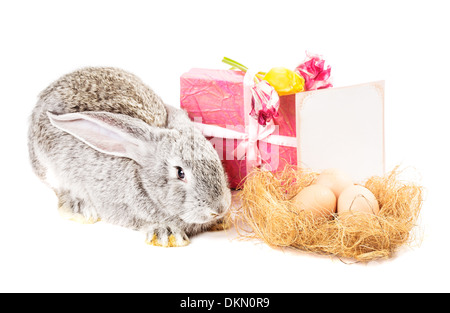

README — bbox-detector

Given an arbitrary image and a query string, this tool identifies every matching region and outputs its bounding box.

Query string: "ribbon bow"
[234,120,278,170]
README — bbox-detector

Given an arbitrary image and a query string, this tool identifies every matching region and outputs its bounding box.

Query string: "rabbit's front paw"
[145,225,190,247]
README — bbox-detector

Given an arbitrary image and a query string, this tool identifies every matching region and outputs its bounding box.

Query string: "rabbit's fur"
[28,67,231,247]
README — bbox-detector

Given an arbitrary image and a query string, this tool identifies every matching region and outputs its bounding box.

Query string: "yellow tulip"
[263,67,305,96]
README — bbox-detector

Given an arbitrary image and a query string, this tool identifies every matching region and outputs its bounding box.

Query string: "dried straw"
[230,165,423,262]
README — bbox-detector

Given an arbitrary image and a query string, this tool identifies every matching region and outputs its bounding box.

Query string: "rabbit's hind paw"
[208,218,231,232]
[57,195,100,224]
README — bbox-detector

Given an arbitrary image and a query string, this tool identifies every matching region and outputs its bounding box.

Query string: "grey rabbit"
[28,67,232,247]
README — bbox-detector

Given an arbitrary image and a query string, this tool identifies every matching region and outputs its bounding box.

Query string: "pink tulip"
[295,52,333,91]
[249,80,280,126]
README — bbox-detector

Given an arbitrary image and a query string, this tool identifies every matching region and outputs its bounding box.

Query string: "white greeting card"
[296,81,385,182]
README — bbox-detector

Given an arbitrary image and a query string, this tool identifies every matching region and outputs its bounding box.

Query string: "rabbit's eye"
[176,167,186,180]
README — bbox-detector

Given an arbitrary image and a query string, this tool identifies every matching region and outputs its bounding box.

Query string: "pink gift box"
[180,68,297,189]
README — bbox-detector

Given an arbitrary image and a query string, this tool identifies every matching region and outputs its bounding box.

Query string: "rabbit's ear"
[47,111,167,164]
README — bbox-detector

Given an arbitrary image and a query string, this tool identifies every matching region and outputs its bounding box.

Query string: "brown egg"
[291,184,337,218]
[337,185,380,215]
[314,168,354,198]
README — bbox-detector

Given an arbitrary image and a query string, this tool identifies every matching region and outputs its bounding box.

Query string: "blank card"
[296,81,385,182]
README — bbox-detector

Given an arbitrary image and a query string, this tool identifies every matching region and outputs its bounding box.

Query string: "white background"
[1,0,449,293]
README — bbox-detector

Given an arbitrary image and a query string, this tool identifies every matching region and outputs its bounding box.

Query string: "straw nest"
[230,166,423,262]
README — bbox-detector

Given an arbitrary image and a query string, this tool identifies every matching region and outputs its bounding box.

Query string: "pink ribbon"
[240,70,276,170]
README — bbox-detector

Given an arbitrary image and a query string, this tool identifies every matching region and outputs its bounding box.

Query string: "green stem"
[222,57,248,72]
